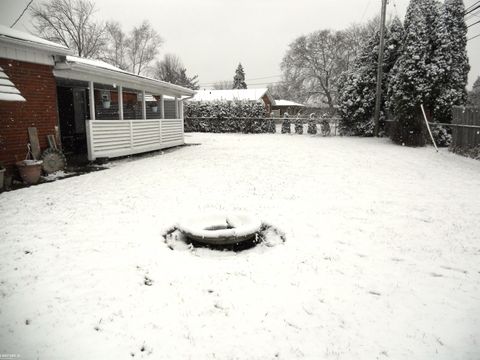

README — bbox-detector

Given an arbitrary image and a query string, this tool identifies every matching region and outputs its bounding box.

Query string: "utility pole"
[373,0,388,137]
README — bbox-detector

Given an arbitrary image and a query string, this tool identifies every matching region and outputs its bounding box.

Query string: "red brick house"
[0,24,195,179]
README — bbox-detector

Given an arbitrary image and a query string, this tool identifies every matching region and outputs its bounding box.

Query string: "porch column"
[174,97,179,119]
[141,89,146,120]
[159,95,164,119]
[88,81,95,120]
[179,100,184,119]
[118,85,124,120]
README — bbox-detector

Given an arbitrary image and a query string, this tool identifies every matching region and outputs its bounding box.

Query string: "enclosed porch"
[53,56,195,161]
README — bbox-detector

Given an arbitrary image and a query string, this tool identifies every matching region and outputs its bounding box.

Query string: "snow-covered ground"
[1,133,479,359]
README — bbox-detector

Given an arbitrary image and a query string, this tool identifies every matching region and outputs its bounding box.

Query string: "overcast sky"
[0,0,478,89]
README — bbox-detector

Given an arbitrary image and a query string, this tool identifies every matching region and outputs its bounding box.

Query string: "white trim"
[142,89,146,120]
[159,95,164,119]
[89,81,95,121]
[118,85,124,120]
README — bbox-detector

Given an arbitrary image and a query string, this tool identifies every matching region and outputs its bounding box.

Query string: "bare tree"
[30,0,106,58]
[281,30,352,110]
[153,54,199,90]
[101,21,128,70]
[126,21,162,75]
[212,81,234,90]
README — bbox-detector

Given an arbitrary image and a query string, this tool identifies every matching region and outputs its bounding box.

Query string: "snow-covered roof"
[65,56,127,73]
[0,65,26,102]
[0,24,71,55]
[273,99,305,107]
[191,89,271,102]
[54,56,195,98]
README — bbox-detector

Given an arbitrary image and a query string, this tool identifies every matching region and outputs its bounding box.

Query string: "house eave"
[0,36,72,56]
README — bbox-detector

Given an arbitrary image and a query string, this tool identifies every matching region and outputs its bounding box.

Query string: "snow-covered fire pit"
[177,212,262,245]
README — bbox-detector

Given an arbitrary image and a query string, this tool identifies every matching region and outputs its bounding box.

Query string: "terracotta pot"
[16,160,43,185]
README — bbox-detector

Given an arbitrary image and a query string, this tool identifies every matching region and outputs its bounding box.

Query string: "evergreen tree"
[294,115,303,134]
[468,77,480,107]
[281,113,291,133]
[307,114,317,134]
[338,18,403,136]
[388,0,447,146]
[435,0,470,122]
[233,63,247,89]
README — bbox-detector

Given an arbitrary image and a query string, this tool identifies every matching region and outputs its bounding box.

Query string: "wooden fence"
[450,107,480,148]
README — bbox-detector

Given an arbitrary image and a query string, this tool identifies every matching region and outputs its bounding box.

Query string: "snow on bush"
[338,18,403,137]
[388,0,468,146]
[431,125,452,147]
[184,101,275,133]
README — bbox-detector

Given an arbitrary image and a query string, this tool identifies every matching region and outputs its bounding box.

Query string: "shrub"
[431,125,452,147]
[184,101,274,133]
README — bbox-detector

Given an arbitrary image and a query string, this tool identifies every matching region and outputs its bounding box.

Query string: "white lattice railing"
[86,119,184,160]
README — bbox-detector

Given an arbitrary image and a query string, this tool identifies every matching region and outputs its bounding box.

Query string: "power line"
[199,74,282,86]
[465,3,480,15]
[465,9,480,21]
[465,0,480,13]
[360,0,372,22]
[468,32,480,41]
[467,19,480,27]
[10,0,33,28]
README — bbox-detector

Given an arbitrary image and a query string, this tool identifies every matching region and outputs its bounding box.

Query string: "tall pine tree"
[434,0,470,123]
[388,0,449,146]
[338,18,404,136]
[233,63,247,89]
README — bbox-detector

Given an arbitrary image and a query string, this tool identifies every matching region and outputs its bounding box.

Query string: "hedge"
[184,101,275,133]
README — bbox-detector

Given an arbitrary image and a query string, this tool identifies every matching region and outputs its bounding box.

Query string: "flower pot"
[0,168,5,190]
[16,160,43,185]
[102,100,111,109]
[151,106,158,113]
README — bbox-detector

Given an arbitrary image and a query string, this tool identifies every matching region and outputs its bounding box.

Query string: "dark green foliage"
[431,125,452,147]
[435,0,470,122]
[307,117,317,134]
[338,18,404,136]
[281,114,291,134]
[294,117,303,134]
[468,77,480,107]
[233,63,247,89]
[388,0,449,146]
[184,101,274,133]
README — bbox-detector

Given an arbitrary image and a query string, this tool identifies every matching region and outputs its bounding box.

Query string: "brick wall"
[0,58,58,167]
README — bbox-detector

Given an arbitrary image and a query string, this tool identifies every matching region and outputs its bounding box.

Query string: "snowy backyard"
[0,133,479,359]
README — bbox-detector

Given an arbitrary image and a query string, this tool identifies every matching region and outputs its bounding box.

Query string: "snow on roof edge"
[274,99,305,107]
[0,24,70,53]
[62,56,195,96]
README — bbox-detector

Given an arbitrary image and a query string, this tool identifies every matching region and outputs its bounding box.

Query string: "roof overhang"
[53,61,195,98]
[0,35,72,57]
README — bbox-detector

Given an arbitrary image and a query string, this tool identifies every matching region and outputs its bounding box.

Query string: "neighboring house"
[0,24,194,172]
[190,88,275,114]
[271,99,306,116]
